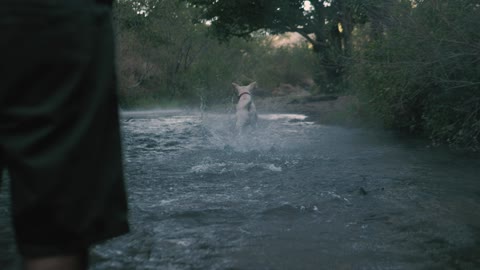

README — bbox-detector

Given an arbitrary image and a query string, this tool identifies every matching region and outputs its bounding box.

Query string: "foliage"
[183,0,380,92]
[113,0,314,108]
[353,0,480,150]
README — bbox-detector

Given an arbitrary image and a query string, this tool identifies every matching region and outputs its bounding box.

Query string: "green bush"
[353,0,480,151]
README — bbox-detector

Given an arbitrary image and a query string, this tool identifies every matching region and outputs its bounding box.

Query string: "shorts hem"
[18,223,129,258]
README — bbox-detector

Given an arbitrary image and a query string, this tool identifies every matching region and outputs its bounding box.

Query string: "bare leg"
[23,250,88,270]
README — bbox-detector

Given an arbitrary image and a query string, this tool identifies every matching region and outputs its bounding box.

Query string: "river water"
[1,109,479,269]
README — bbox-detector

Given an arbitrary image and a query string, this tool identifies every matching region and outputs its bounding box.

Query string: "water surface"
[1,109,479,269]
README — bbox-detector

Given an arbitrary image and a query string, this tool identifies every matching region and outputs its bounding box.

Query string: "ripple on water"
[190,161,282,175]
[2,109,471,270]
[98,111,480,270]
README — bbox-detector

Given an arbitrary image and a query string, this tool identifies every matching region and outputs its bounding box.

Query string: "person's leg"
[2,134,88,270]
[0,0,128,268]
[23,251,88,270]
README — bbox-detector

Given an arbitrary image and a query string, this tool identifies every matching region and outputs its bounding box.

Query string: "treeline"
[113,0,315,108]
[113,0,479,151]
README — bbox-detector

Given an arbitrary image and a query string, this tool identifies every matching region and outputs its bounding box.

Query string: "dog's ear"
[248,81,257,91]
[232,83,242,94]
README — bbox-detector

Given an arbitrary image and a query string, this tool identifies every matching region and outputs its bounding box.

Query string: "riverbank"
[254,94,365,127]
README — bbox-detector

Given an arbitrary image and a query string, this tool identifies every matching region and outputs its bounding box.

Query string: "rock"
[359,187,368,195]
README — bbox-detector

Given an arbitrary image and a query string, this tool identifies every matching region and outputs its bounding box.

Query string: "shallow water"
[1,109,480,269]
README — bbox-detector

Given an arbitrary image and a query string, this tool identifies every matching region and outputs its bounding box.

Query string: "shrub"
[352,0,480,150]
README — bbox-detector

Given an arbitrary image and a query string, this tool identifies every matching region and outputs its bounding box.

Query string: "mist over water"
[1,109,479,269]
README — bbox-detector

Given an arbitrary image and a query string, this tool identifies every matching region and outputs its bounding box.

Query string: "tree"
[114,0,219,105]
[184,0,374,92]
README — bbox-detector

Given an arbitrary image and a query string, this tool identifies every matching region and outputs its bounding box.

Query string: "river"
[1,109,479,269]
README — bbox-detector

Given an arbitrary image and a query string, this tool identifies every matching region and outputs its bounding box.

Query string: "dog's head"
[232,82,257,96]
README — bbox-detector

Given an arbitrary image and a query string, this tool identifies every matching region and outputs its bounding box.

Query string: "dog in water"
[233,82,258,134]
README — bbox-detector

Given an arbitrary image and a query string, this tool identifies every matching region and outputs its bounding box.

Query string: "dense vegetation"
[113,0,315,108]
[114,0,479,151]
[352,1,480,150]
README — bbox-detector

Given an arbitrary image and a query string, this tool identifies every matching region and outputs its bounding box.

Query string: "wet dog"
[233,82,257,134]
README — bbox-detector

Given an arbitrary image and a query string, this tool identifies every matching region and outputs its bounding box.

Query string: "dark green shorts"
[0,0,129,257]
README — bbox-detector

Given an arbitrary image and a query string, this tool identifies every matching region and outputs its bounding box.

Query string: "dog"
[233,82,258,134]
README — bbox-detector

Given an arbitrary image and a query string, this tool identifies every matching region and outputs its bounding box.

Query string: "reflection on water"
[1,109,479,270]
